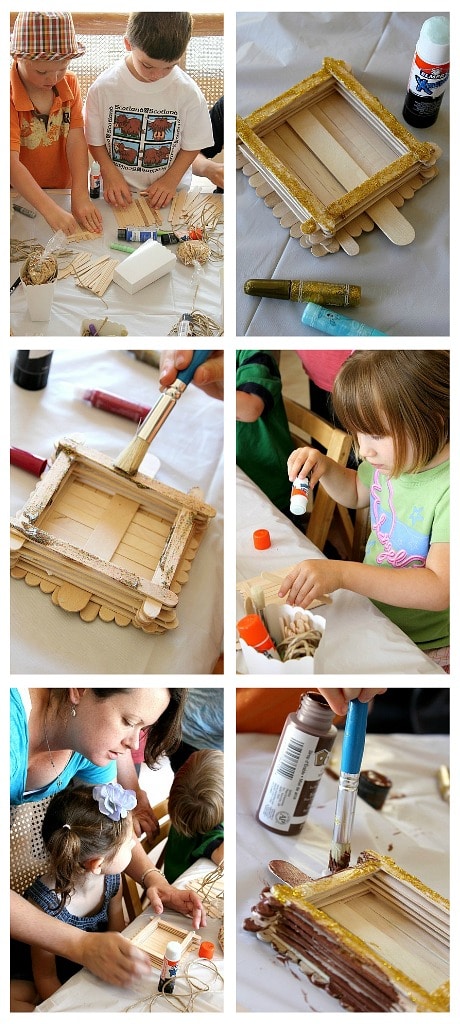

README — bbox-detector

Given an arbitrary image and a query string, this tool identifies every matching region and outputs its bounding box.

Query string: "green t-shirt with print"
[358,458,449,649]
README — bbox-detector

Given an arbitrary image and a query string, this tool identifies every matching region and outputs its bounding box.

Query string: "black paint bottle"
[403,17,449,128]
[13,350,53,390]
[257,692,337,835]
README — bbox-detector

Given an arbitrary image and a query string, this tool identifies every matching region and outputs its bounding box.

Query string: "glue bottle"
[290,476,310,515]
[402,16,449,128]
[158,940,181,993]
[257,692,337,835]
[118,227,157,243]
[89,161,101,198]
[237,613,281,660]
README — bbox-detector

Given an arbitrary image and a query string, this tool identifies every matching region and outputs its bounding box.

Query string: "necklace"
[43,706,72,789]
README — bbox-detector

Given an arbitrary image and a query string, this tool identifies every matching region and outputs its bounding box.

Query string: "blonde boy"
[10,11,102,235]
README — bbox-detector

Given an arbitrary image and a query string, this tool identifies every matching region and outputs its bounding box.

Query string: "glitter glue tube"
[403,16,449,128]
[301,302,387,337]
[237,613,280,660]
[257,692,337,835]
[158,940,181,993]
[290,476,309,515]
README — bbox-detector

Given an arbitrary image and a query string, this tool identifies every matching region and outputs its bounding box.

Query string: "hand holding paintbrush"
[328,698,368,873]
[113,350,213,476]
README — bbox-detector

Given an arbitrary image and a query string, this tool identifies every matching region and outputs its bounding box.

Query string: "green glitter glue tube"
[301,302,387,336]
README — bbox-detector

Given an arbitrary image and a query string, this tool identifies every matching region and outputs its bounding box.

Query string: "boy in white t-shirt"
[84,12,214,209]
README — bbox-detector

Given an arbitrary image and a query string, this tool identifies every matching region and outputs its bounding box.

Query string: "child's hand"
[144,179,175,209]
[71,190,103,233]
[278,558,344,606]
[44,204,80,237]
[287,446,331,488]
[101,168,133,208]
[145,876,207,930]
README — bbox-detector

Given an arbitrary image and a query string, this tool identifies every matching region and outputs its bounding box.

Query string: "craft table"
[236,727,449,1012]
[10,348,223,674]
[236,466,444,674]
[10,185,223,336]
[236,11,449,336]
[34,858,224,1013]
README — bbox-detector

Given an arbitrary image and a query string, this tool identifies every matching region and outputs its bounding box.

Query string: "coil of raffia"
[21,254,57,285]
[176,240,210,266]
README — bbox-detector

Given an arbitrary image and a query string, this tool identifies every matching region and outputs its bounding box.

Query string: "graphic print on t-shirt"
[109,105,178,174]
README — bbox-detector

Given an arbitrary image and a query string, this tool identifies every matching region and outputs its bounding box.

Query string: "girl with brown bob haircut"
[279,350,450,671]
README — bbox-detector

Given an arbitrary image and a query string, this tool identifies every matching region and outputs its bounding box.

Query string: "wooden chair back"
[284,397,352,552]
[122,798,170,923]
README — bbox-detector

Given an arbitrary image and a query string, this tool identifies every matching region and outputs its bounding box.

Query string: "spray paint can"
[158,940,181,993]
[402,17,450,128]
[13,350,53,390]
[89,161,101,198]
[257,692,337,835]
[290,476,310,515]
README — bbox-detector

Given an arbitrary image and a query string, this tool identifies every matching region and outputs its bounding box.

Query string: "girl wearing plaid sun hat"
[10,11,102,235]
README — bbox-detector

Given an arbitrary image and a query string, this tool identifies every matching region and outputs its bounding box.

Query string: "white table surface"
[236,728,449,1013]
[236,11,449,337]
[34,858,224,1013]
[10,348,223,674]
[236,465,444,674]
[10,185,223,337]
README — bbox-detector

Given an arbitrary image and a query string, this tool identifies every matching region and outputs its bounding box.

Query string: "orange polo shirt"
[10,62,84,188]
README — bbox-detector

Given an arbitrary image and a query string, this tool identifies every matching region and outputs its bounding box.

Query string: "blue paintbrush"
[328,698,368,872]
[113,350,213,475]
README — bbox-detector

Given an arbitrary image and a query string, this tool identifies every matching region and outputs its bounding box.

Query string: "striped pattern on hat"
[10,11,85,61]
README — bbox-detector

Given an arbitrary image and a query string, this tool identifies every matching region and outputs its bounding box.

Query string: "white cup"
[21,280,55,322]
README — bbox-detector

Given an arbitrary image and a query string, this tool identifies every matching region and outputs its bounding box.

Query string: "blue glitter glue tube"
[301,302,387,337]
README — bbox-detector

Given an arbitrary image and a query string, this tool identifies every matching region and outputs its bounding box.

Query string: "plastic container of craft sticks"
[238,603,325,674]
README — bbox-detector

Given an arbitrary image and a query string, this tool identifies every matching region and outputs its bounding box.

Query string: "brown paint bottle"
[256,692,337,835]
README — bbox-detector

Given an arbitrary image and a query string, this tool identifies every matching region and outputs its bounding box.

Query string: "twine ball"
[176,240,210,266]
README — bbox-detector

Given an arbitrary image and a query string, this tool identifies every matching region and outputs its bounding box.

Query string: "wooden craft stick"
[83,494,140,560]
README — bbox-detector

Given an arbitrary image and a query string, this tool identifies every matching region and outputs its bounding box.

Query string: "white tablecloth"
[10,348,223,674]
[236,729,449,1013]
[10,186,223,336]
[236,466,444,674]
[35,858,224,1013]
[236,11,449,337]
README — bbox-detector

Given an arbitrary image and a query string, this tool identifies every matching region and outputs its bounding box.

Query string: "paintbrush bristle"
[328,842,351,874]
[113,435,150,476]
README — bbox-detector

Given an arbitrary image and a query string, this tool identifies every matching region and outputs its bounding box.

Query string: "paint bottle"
[237,613,280,660]
[118,227,157,243]
[89,161,101,198]
[13,350,53,390]
[290,476,309,515]
[158,940,181,993]
[402,17,449,128]
[257,692,337,835]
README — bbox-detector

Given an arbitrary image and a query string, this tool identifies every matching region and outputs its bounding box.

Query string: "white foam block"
[112,239,176,294]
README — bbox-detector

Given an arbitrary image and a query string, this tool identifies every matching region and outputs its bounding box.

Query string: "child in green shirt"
[164,749,223,883]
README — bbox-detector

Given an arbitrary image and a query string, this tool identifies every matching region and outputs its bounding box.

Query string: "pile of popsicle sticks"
[57,251,119,296]
[169,188,223,233]
[237,151,438,257]
[113,196,162,230]
[10,439,216,632]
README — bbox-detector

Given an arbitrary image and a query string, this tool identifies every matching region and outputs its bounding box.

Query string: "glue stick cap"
[237,613,274,652]
[199,941,214,959]
[117,229,127,240]
[164,940,181,962]
[253,528,271,549]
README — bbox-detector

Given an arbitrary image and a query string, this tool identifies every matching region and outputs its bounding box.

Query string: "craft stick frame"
[130,918,196,968]
[259,851,449,1012]
[10,437,215,632]
[237,58,441,243]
